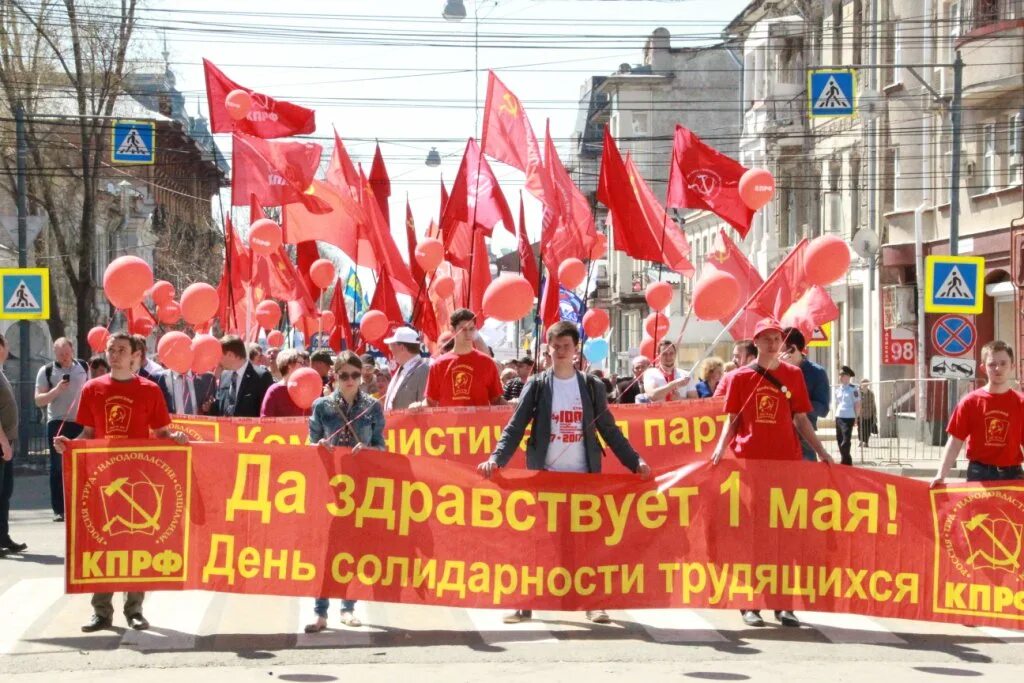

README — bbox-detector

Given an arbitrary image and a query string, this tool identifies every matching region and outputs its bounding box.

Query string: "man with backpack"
[478,320,651,625]
[34,337,89,522]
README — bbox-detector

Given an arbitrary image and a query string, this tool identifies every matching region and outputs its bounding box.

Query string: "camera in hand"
[62,374,70,383]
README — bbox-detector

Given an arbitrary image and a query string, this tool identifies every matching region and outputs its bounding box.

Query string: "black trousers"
[47,420,83,516]
[965,461,1024,482]
[0,455,13,541]
[835,417,856,466]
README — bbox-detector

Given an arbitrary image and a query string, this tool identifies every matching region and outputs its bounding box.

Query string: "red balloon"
[639,336,656,361]
[255,300,282,330]
[249,218,282,255]
[266,330,285,347]
[191,333,222,374]
[558,258,587,289]
[482,274,534,322]
[150,280,175,306]
[582,308,610,337]
[692,270,741,321]
[293,315,319,341]
[287,367,322,410]
[432,274,455,299]
[309,258,336,290]
[320,309,336,331]
[738,167,775,211]
[157,301,182,325]
[103,256,153,309]
[415,238,444,273]
[87,326,110,353]
[645,281,674,311]
[644,312,670,338]
[131,315,155,337]
[589,234,608,261]
[225,89,252,121]
[804,234,851,286]
[180,283,220,326]
[157,331,194,374]
[360,310,388,342]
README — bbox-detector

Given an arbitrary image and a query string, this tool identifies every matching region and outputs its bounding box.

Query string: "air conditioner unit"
[883,284,917,328]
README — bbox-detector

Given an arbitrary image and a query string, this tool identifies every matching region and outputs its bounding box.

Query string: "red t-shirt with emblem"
[75,374,172,439]
[947,388,1024,467]
[721,362,812,460]
[425,349,502,407]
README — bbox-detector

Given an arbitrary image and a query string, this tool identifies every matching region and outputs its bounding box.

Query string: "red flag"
[597,128,693,275]
[468,230,492,320]
[406,200,426,288]
[542,121,595,270]
[328,277,354,352]
[369,144,391,224]
[517,194,540,296]
[327,129,363,199]
[295,241,322,301]
[481,71,547,202]
[540,268,561,329]
[745,239,810,321]
[282,180,376,270]
[666,125,755,237]
[231,133,329,213]
[412,287,440,343]
[203,59,315,139]
[359,172,418,297]
[216,216,252,334]
[369,272,404,331]
[780,285,839,342]
[249,196,318,318]
[439,176,449,225]
[703,230,763,339]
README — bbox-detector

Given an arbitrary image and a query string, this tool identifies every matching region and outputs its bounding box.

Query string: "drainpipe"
[914,199,929,440]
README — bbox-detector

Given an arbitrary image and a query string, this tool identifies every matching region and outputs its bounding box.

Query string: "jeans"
[91,592,145,620]
[965,461,1024,482]
[47,420,82,516]
[0,456,13,541]
[836,418,856,466]
[314,598,357,618]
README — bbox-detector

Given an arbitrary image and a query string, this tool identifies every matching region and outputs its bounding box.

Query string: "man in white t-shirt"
[643,339,697,401]
[480,321,651,625]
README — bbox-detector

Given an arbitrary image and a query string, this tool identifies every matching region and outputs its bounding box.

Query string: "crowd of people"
[0,310,1018,635]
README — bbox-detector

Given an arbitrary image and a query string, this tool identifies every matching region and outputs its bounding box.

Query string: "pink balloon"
[191,333,222,374]
[131,315,155,337]
[319,309,336,332]
[558,258,587,289]
[483,274,534,322]
[432,274,455,299]
[103,256,153,309]
[589,233,608,261]
[87,326,110,353]
[738,168,775,211]
[225,89,252,121]
[639,336,656,361]
[157,301,182,325]
[157,331,194,374]
[150,280,175,306]
[287,367,322,410]
[249,218,282,255]
[255,300,282,330]
[644,312,670,338]
[266,330,285,347]
[180,283,220,326]
[415,238,444,273]
[692,271,741,321]
[645,281,674,311]
[360,310,388,342]
[804,235,851,286]
[582,309,609,337]
[309,258,336,290]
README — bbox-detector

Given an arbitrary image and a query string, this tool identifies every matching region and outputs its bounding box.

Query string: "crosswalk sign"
[925,255,984,314]
[0,268,49,320]
[809,70,856,117]
[111,120,155,165]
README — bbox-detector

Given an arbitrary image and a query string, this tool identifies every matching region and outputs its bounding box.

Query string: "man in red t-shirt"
[421,308,505,408]
[932,340,1024,486]
[54,332,188,634]
[710,317,833,629]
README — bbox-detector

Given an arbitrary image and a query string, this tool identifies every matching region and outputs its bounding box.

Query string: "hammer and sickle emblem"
[963,513,1022,571]
[101,474,163,534]
[499,92,519,117]
[711,249,729,264]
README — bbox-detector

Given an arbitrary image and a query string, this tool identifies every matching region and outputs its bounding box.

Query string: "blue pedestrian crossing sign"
[111,120,155,165]
[0,268,49,320]
[925,255,985,314]
[808,70,856,117]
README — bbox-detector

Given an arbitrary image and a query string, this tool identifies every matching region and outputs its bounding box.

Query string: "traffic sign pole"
[15,105,30,458]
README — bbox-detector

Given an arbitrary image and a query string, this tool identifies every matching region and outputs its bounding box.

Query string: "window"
[983,123,997,191]
[831,1,844,66]
[1010,113,1023,185]
[946,2,960,63]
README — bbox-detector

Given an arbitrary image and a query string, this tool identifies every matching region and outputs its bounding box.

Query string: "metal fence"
[10,380,50,462]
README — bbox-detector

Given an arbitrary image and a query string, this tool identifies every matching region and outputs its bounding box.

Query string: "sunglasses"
[336,371,361,382]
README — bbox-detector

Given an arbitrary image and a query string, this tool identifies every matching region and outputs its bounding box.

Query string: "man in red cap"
[710,317,834,629]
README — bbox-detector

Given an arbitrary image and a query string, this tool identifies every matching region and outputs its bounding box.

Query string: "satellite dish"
[852,228,880,260]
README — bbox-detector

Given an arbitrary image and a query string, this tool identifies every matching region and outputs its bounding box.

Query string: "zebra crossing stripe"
[799,611,908,644]
[0,578,65,654]
[622,609,727,643]
[119,591,218,651]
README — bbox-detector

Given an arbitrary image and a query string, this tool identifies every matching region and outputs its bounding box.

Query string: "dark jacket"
[489,369,641,473]
[213,363,273,417]
[156,371,216,415]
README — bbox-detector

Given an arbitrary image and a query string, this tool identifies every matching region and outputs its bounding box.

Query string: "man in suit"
[155,369,216,415]
[213,335,273,417]
[382,327,429,411]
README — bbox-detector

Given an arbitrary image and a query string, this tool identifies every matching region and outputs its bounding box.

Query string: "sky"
[141,0,751,257]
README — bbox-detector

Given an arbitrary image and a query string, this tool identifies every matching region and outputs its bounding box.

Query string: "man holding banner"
[479,320,651,625]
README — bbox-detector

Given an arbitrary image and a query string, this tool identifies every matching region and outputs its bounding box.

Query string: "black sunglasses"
[336,371,361,382]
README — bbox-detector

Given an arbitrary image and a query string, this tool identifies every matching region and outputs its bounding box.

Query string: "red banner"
[65,441,1024,629]
[171,399,729,469]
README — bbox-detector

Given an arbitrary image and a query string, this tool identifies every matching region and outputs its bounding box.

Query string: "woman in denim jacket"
[304,351,385,634]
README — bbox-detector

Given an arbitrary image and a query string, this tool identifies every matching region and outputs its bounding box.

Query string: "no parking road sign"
[0,267,49,320]
[931,315,976,358]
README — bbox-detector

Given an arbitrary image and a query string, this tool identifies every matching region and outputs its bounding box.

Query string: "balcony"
[956,0,1024,98]
[959,0,1024,37]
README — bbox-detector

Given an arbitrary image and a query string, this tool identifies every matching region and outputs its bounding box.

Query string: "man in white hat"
[382,327,429,411]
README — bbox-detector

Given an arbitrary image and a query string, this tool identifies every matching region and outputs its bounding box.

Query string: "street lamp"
[442,1,467,20]
[424,147,442,167]
[441,1,480,133]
